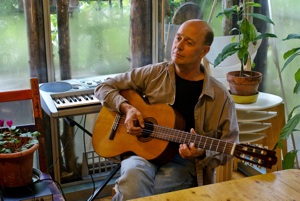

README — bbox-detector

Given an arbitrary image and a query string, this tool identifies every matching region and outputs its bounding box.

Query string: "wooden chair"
[0,77,47,172]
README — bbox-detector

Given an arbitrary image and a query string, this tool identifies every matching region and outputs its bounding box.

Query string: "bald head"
[179,19,214,46]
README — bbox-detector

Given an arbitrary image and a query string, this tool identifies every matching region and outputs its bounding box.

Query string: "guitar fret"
[223,142,227,153]
[216,140,220,152]
[196,135,201,147]
[209,139,213,150]
[203,138,208,149]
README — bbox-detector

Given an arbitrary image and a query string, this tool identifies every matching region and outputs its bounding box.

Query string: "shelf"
[238,122,271,133]
[239,133,266,143]
[237,110,277,122]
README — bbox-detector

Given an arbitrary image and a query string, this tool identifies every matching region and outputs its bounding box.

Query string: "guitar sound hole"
[138,117,156,142]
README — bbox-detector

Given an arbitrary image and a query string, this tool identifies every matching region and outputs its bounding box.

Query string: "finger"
[136,115,144,128]
[189,142,196,149]
[190,128,196,134]
[129,127,143,135]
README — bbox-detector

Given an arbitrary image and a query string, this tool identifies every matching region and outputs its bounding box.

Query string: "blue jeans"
[112,154,197,201]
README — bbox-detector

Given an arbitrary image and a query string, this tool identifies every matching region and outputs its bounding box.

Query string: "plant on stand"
[0,119,40,188]
[275,34,300,169]
[214,1,277,104]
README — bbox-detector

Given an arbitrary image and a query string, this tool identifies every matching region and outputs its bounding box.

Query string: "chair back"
[0,78,47,172]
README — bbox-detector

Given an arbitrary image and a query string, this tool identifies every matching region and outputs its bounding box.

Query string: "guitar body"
[92,90,185,164]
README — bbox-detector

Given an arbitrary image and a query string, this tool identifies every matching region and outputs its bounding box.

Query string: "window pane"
[51,1,130,81]
[0,1,31,91]
[265,0,300,166]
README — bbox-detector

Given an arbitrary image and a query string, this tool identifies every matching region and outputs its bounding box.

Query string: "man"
[94,19,239,200]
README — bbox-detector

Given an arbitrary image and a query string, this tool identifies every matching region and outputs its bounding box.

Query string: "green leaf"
[216,6,237,19]
[254,33,277,42]
[283,150,298,169]
[28,139,39,145]
[214,42,240,67]
[294,81,300,94]
[295,68,300,83]
[5,149,12,153]
[287,105,300,121]
[283,34,300,41]
[246,2,262,8]
[282,51,300,71]
[283,47,300,60]
[248,13,275,25]
[278,113,300,148]
[237,46,249,64]
[240,19,257,41]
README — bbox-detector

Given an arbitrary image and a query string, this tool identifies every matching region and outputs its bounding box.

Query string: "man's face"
[171,22,209,67]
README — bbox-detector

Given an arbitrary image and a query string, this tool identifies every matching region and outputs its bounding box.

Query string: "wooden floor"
[95,170,247,201]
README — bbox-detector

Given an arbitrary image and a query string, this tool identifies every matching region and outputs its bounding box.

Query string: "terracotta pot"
[0,143,39,188]
[226,71,262,96]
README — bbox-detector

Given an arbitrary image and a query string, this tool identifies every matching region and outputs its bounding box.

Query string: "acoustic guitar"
[92,89,277,169]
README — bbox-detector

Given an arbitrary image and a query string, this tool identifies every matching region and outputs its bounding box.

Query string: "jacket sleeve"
[94,65,154,112]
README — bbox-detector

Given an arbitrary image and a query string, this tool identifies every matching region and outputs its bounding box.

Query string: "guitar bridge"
[109,113,122,140]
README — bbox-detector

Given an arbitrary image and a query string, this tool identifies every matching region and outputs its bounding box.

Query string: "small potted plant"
[0,119,40,188]
[214,1,277,103]
[275,34,300,169]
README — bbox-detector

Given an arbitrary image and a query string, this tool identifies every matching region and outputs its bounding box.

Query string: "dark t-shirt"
[172,73,203,131]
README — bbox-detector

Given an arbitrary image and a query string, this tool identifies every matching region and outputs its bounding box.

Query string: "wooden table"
[129,169,300,201]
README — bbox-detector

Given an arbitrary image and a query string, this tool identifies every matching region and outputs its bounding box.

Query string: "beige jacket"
[94,61,239,186]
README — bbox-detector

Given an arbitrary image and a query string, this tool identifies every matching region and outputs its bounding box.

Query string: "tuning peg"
[257,159,262,165]
[250,156,254,161]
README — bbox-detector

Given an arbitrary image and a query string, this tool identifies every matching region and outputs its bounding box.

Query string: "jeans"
[112,154,197,201]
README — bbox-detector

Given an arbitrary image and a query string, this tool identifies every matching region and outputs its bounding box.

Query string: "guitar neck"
[149,125,235,155]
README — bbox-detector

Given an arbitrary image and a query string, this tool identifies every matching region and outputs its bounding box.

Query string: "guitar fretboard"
[149,124,236,155]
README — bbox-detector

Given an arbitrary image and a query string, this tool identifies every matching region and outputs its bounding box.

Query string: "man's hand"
[120,102,144,135]
[179,128,205,160]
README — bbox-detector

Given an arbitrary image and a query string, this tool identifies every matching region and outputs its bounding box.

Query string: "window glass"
[265,0,300,165]
[51,1,130,81]
[0,1,31,91]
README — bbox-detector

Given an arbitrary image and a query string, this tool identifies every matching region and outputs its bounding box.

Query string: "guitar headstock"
[234,144,277,169]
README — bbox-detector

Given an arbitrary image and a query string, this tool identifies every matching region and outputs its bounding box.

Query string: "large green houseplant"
[276,34,300,169]
[0,119,40,187]
[214,1,277,103]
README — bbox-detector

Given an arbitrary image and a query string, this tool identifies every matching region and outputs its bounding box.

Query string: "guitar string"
[114,116,235,154]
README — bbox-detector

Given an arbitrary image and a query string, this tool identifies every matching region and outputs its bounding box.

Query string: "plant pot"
[0,143,39,188]
[226,71,262,103]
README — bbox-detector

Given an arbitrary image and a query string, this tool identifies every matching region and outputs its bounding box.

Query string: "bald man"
[94,19,239,201]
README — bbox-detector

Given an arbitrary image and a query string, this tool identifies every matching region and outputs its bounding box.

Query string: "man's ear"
[201,46,210,58]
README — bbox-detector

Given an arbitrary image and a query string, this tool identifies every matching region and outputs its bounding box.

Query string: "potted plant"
[214,1,277,103]
[0,119,40,188]
[275,34,300,169]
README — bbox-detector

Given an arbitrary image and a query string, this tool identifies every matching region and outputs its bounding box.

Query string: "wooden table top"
[129,169,300,201]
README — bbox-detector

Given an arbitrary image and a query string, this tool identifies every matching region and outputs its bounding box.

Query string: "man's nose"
[176,40,184,50]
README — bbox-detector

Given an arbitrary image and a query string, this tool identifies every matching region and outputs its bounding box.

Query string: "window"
[50,1,131,81]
